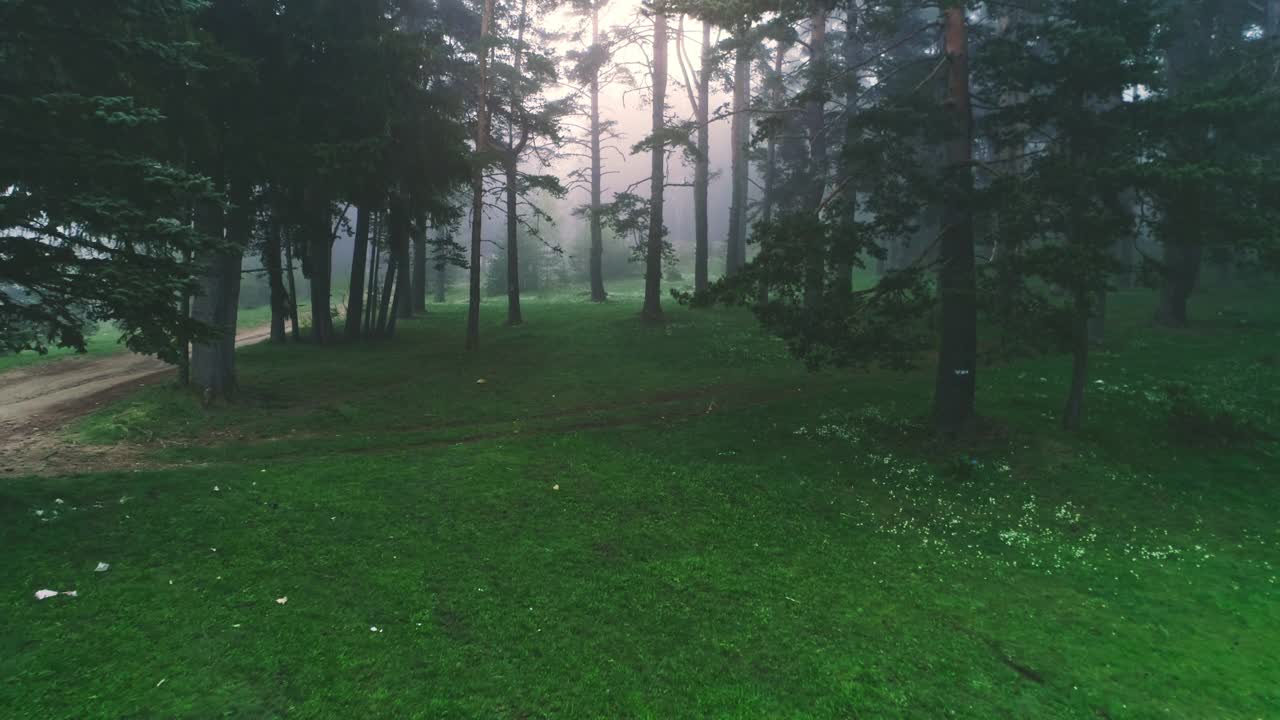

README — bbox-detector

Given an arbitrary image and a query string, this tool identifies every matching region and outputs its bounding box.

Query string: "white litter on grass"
[276,596,288,605]
[119,495,132,504]
[213,486,220,492]
[95,562,110,572]
[35,589,77,600]
[156,678,166,688]
[370,626,381,632]
[34,510,44,517]
[552,484,560,491]
[54,498,65,505]
[476,378,487,384]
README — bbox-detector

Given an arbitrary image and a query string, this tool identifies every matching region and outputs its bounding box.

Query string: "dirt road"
[0,326,272,475]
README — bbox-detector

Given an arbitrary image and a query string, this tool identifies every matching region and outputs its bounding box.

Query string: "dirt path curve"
[0,326,273,476]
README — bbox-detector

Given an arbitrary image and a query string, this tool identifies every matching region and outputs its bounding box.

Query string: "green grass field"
[2,282,1277,718]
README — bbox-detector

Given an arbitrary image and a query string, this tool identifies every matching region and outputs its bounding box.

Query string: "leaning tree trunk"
[284,230,301,341]
[693,20,711,293]
[466,0,493,350]
[412,211,427,312]
[345,203,370,340]
[191,177,246,403]
[932,4,977,436]
[588,4,608,302]
[803,2,830,309]
[641,4,668,323]
[505,162,524,325]
[726,33,750,277]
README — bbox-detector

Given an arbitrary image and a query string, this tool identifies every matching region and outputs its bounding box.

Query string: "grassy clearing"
[2,284,1278,718]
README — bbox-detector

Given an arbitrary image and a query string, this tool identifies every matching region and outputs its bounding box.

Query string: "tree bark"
[412,211,427,312]
[688,19,711,294]
[589,3,608,302]
[365,211,381,337]
[178,246,192,385]
[265,218,288,342]
[932,5,977,436]
[1063,290,1089,430]
[726,33,750,277]
[803,2,830,308]
[1156,237,1201,327]
[191,176,244,402]
[376,251,397,337]
[835,0,860,299]
[307,194,335,344]
[505,162,524,325]
[345,203,370,339]
[641,4,668,323]
[284,230,301,341]
[758,41,786,306]
[395,206,412,321]
[466,0,493,350]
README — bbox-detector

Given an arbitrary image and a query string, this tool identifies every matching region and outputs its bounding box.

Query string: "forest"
[2,0,1278,716]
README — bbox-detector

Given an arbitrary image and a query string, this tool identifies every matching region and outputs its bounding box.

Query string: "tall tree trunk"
[589,3,608,302]
[641,4,668,323]
[466,0,493,350]
[284,231,301,341]
[506,0,528,326]
[803,2,830,308]
[389,193,412,329]
[412,211,427,312]
[365,211,381,337]
[835,0,860,299]
[726,33,750,277]
[396,228,412,318]
[307,194,335,345]
[1155,3,1209,328]
[1156,236,1201,327]
[932,5,977,436]
[191,176,245,403]
[435,256,447,303]
[1063,291,1090,430]
[377,252,398,337]
[758,41,786,306]
[505,162,524,325]
[691,19,711,293]
[346,203,370,339]
[265,218,288,342]
[178,246,193,385]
